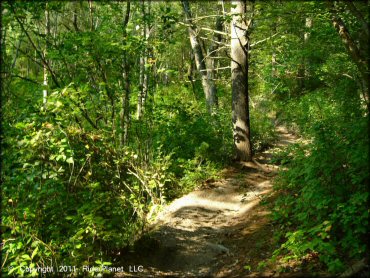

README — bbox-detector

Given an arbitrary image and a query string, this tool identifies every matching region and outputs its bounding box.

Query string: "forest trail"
[116,127,300,277]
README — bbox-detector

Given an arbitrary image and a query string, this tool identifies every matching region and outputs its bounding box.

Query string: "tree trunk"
[137,0,150,119]
[1,8,6,83]
[297,17,312,92]
[271,19,278,78]
[187,51,197,98]
[181,0,217,114]
[72,2,79,32]
[88,0,94,31]
[137,54,147,119]
[206,13,223,106]
[43,3,50,105]
[231,0,253,161]
[121,62,130,147]
[120,2,131,147]
[328,2,369,112]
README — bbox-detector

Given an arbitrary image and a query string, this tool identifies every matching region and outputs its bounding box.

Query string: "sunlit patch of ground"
[114,127,326,277]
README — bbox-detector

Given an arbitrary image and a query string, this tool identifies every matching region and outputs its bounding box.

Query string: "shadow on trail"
[113,126,301,277]
[116,203,273,277]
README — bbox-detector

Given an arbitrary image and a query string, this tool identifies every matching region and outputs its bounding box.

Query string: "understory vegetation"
[271,92,368,273]
[2,81,276,276]
[267,5,369,272]
[1,1,368,277]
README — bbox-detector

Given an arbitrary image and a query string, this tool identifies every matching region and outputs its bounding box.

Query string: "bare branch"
[9,3,61,87]
[200,27,229,37]
[250,32,280,48]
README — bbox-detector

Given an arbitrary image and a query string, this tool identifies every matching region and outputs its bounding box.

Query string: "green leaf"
[21,254,31,261]
[66,157,74,164]
[31,247,38,259]
[8,266,18,275]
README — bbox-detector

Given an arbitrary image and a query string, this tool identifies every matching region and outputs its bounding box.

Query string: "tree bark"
[137,0,150,119]
[182,0,217,114]
[43,3,50,105]
[271,19,278,78]
[206,13,223,106]
[187,50,197,98]
[88,0,94,31]
[297,17,312,92]
[120,2,131,147]
[72,2,79,32]
[231,0,253,161]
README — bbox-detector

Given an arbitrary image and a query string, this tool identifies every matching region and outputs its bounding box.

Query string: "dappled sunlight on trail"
[115,127,300,277]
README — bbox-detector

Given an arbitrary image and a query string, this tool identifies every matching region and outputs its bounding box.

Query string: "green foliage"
[251,1,370,273]
[250,105,278,151]
[271,90,369,273]
[2,1,369,276]
[1,104,168,275]
[132,84,234,198]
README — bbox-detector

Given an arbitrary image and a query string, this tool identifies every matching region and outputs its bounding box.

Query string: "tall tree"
[137,0,151,119]
[230,0,253,161]
[120,2,131,147]
[181,0,217,114]
[297,16,312,92]
[43,2,50,105]
[328,1,369,112]
[205,10,223,106]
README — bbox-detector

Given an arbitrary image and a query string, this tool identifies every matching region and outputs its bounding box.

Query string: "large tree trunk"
[181,0,217,114]
[231,0,253,161]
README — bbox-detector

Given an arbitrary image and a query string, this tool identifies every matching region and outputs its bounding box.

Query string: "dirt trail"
[116,127,299,277]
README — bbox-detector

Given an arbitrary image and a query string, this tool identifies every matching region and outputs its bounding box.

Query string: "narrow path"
[116,127,300,277]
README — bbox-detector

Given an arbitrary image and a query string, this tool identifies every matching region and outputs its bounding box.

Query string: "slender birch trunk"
[182,0,217,114]
[120,2,131,147]
[43,3,50,105]
[297,17,312,92]
[137,0,150,119]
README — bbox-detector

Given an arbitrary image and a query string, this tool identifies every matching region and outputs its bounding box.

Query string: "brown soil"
[114,127,320,277]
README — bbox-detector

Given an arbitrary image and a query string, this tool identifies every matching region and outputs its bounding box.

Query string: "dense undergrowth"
[2,80,276,276]
[2,1,368,277]
[269,86,369,273]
